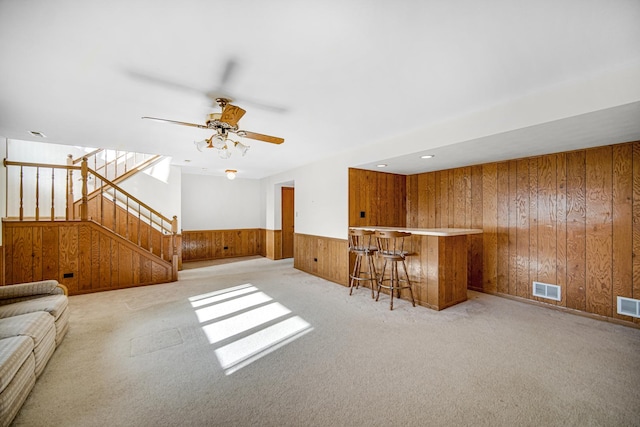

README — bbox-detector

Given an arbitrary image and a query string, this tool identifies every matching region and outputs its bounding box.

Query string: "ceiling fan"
[128,59,287,113]
[142,98,284,158]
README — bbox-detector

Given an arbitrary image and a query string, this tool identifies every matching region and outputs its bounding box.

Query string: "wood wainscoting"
[294,233,348,286]
[182,229,266,262]
[2,220,174,295]
[266,229,282,260]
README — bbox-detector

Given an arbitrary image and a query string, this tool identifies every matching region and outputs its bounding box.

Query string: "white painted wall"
[261,156,349,240]
[181,173,262,231]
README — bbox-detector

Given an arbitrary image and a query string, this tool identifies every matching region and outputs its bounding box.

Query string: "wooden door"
[281,187,295,259]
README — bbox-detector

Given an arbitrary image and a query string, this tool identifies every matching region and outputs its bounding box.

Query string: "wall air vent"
[532,282,561,301]
[617,297,640,318]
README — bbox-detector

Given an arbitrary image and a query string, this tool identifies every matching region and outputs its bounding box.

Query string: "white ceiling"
[1,0,639,179]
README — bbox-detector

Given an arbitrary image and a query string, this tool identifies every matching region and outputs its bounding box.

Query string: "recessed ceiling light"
[376,164,387,168]
[420,154,435,159]
[28,131,46,138]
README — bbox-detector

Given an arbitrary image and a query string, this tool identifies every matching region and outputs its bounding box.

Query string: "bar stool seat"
[348,229,378,298]
[374,230,416,310]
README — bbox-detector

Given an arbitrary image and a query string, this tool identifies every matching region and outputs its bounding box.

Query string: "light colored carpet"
[12,257,640,426]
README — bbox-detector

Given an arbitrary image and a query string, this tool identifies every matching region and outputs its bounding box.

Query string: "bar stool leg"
[401,259,416,307]
[366,253,377,298]
[349,254,361,295]
[389,262,398,310]
[375,259,387,302]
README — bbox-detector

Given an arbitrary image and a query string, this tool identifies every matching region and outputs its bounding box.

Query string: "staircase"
[70,149,163,193]
[2,149,180,294]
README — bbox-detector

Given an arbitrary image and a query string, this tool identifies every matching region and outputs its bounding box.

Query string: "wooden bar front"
[351,227,482,310]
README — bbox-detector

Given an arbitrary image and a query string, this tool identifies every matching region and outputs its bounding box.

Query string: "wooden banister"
[88,167,175,234]
[72,148,103,165]
[4,158,179,266]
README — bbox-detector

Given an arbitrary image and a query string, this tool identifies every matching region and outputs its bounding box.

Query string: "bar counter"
[351,226,483,310]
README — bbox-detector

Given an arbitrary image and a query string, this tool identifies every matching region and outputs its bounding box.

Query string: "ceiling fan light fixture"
[212,134,226,149]
[218,147,232,159]
[194,139,209,152]
[225,169,237,180]
[234,140,250,156]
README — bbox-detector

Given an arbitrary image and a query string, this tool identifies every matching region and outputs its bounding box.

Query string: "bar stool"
[348,229,378,298]
[374,230,416,310]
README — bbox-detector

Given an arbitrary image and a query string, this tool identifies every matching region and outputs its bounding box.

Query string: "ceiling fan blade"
[219,58,238,87]
[220,104,246,127]
[142,117,208,129]
[127,70,203,95]
[240,130,284,145]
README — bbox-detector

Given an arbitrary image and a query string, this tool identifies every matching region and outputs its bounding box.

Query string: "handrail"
[4,159,80,171]
[88,167,175,232]
[106,189,170,232]
[72,149,160,192]
[72,149,103,165]
[4,157,178,234]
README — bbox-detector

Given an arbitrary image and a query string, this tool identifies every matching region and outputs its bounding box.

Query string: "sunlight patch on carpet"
[195,292,272,323]
[189,284,256,308]
[215,316,312,375]
[190,283,313,375]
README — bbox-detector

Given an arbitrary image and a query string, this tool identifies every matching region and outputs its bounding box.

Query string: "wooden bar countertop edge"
[350,226,483,237]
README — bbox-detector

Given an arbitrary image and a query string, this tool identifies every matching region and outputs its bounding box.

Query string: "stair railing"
[3,157,179,278]
[70,149,161,193]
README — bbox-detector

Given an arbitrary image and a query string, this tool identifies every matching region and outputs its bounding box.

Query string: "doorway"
[281,186,295,259]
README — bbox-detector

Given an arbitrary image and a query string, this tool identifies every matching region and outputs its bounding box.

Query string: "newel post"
[80,157,88,220]
[66,154,74,220]
[171,215,179,281]
[171,215,178,234]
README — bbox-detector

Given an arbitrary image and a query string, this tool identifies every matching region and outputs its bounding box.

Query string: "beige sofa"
[0,280,69,427]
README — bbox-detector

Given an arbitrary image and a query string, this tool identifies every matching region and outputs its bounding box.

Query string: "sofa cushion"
[0,351,35,427]
[0,294,68,321]
[0,280,62,306]
[0,312,57,377]
[0,336,32,394]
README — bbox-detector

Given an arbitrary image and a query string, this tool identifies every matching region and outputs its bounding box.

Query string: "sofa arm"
[0,280,64,305]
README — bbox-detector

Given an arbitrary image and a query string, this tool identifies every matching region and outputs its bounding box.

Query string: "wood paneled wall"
[405,141,640,325]
[2,220,174,295]
[0,246,4,286]
[349,168,406,227]
[182,229,265,262]
[294,233,349,286]
[406,165,485,290]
